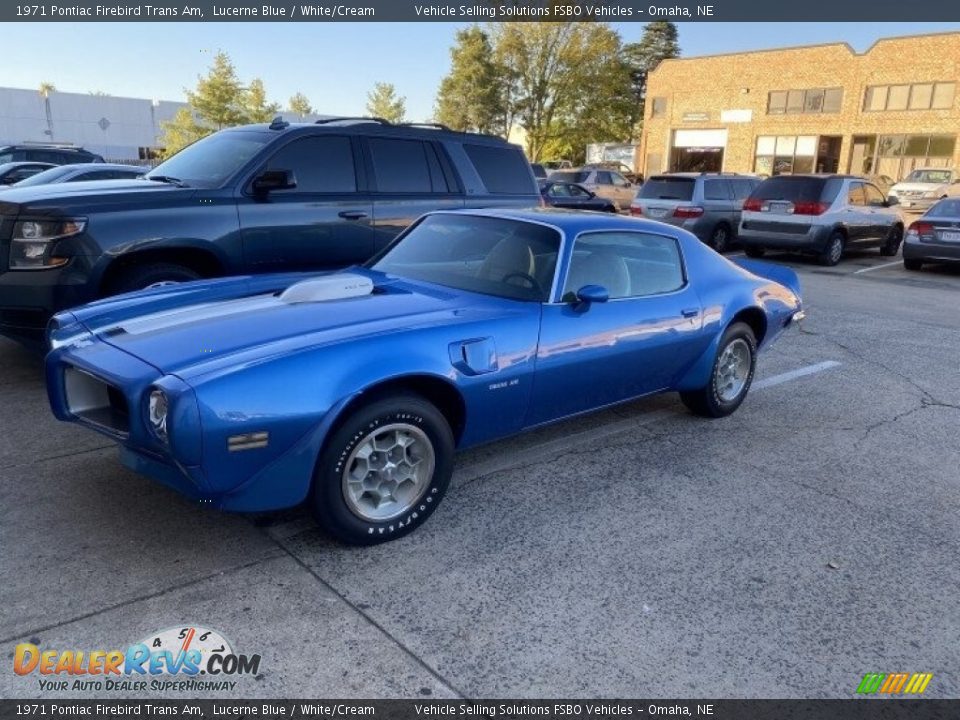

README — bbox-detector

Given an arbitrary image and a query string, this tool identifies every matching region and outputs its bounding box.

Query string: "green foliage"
[244,78,281,123]
[435,26,503,133]
[622,22,680,132]
[289,92,313,119]
[158,107,208,159]
[366,82,406,123]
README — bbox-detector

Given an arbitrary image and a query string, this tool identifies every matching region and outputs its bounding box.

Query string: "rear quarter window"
[639,177,695,201]
[462,144,535,195]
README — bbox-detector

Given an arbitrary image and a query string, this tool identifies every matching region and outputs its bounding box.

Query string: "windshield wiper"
[147,175,188,188]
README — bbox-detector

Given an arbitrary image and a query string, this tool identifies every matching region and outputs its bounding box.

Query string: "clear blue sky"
[6,22,959,120]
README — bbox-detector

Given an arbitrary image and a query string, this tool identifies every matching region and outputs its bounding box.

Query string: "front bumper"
[893,196,939,211]
[738,221,830,252]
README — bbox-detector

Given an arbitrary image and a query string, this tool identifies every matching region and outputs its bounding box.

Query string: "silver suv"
[739,175,904,266]
[629,173,761,252]
[550,168,636,210]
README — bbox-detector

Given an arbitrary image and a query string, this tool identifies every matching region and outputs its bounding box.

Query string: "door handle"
[681,308,699,318]
[338,211,368,220]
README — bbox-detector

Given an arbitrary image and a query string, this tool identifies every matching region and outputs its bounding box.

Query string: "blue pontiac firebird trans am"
[45,209,803,544]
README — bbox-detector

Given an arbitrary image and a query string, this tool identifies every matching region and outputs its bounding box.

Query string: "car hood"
[0,178,185,210]
[61,269,513,379]
[891,182,947,193]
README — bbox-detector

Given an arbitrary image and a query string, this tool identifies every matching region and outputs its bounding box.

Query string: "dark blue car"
[46,209,803,544]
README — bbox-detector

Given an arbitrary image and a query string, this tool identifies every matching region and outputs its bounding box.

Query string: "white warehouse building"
[0,86,188,162]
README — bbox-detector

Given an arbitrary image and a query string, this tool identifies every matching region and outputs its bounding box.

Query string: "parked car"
[543,159,573,171]
[0,144,104,165]
[0,117,539,347]
[10,163,145,188]
[630,173,761,252]
[531,163,548,180]
[583,161,641,185]
[539,180,618,212]
[0,162,56,186]
[46,208,803,545]
[739,174,904,266]
[902,197,960,271]
[550,168,635,210]
[888,167,960,211]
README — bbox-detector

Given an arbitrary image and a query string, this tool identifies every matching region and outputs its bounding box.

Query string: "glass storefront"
[850,134,956,179]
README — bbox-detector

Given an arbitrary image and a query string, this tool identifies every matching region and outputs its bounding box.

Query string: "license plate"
[646,208,669,218]
[939,230,960,242]
[902,201,913,208]
[767,201,792,213]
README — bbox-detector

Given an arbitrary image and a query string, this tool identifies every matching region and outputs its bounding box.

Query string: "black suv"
[0,118,539,346]
[0,145,104,165]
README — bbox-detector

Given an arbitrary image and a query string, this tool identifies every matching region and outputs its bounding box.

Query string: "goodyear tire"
[311,395,454,545]
[680,322,757,418]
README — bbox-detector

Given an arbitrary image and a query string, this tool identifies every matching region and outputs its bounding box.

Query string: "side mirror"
[885,196,899,206]
[252,169,296,194]
[575,284,609,308]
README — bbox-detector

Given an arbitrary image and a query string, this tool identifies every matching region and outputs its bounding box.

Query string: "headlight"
[923,190,941,199]
[10,218,86,269]
[147,389,169,443]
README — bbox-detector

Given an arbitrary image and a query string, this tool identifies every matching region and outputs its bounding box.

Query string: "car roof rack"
[314,116,391,125]
[397,122,452,131]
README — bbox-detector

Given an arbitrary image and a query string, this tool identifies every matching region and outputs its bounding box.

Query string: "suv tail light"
[907,221,934,238]
[673,206,704,218]
[792,201,830,216]
[629,205,643,216]
[743,198,762,212]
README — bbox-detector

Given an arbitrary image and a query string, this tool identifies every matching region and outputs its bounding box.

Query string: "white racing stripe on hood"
[112,294,282,336]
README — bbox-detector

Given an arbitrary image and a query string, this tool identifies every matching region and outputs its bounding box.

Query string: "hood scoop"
[280,273,374,304]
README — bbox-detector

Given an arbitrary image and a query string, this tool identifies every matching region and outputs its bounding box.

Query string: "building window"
[767,87,843,115]
[754,135,817,175]
[863,82,955,111]
[650,97,667,118]
[863,133,958,179]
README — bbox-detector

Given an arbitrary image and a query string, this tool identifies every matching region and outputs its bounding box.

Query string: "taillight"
[792,201,830,216]
[629,205,643,216]
[907,221,934,238]
[743,198,762,212]
[673,206,704,218]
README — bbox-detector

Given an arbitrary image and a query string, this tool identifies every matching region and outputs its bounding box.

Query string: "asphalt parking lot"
[2,248,959,700]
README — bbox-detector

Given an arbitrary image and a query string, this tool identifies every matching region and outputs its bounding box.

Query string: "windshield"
[11,166,73,187]
[371,214,561,302]
[903,169,953,184]
[639,177,694,201]
[145,131,271,188]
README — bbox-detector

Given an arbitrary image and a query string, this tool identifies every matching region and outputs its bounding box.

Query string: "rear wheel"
[680,322,757,419]
[108,263,201,294]
[744,246,765,259]
[880,225,903,257]
[709,223,732,252]
[819,231,845,266]
[311,394,454,545]
[903,258,923,271]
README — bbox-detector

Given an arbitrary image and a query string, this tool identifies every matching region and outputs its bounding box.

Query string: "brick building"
[638,31,960,182]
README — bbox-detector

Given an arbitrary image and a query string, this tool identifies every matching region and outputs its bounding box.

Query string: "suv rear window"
[638,177,695,201]
[463,144,534,195]
[750,176,838,202]
[551,171,591,184]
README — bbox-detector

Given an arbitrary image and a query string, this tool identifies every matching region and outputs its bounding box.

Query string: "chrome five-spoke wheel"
[714,338,751,402]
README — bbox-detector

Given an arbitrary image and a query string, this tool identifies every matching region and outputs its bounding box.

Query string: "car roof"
[433,207,662,234]
[58,163,143,171]
[227,118,513,145]
[0,161,56,170]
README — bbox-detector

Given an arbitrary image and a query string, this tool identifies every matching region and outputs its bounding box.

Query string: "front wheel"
[680,322,757,418]
[109,262,201,294]
[311,394,454,545]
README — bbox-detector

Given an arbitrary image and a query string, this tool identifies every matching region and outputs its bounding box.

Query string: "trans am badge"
[12,625,261,693]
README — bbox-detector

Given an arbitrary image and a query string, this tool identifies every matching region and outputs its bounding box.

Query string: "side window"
[462,144,534,195]
[864,184,886,206]
[563,232,685,301]
[594,171,613,185]
[368,137,432,193]
[548,184,569,197]
[730,179,754,200]
[569,184,590,198]
[267,135,356,193]
[703,180,731,200]
[610,172,628,186]
[846,183,866,206]
[70,170,112,181]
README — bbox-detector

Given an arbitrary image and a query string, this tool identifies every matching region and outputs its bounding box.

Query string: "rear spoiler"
[730,258,802,298]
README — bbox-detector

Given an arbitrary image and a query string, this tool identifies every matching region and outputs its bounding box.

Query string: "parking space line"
[853,261,902,274]
[752,360,841,389]
[457,360,842,483]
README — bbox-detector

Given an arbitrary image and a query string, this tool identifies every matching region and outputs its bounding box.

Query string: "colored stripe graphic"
[857,673,933,694]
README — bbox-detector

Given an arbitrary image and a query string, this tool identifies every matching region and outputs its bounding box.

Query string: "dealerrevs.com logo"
[13,625,261,693]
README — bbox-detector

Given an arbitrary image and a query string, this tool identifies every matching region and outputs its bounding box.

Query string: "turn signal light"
[907,221,934,237]
[673,206,705,218]
[629,206,643,216]
[792,201,830,216]
[743,198,763,212]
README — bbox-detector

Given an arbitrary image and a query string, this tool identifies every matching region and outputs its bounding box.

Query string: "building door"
[816,136,843,173]
[850,135,877,175]
[670,130,727,173]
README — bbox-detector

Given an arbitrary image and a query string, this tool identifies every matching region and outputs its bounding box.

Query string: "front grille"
[64,367,130,435]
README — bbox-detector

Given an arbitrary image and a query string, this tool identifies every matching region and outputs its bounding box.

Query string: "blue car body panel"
[45,209,802,512]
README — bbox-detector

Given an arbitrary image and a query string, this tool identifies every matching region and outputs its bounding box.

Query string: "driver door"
[526,230,708,427]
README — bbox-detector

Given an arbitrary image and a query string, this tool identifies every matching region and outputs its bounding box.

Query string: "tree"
[186,50,248,130]
[158,107,207,157]
[38,82,56,98]
[490,23,633,161]
[366,82,406,123]
[243,77,281,123]
[435,26,502,133]
[623,22,680,133]
[39,82,56,140]
[289,92,313,119]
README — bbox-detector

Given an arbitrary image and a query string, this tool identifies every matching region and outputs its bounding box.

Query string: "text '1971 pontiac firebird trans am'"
[45,209,803,544]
